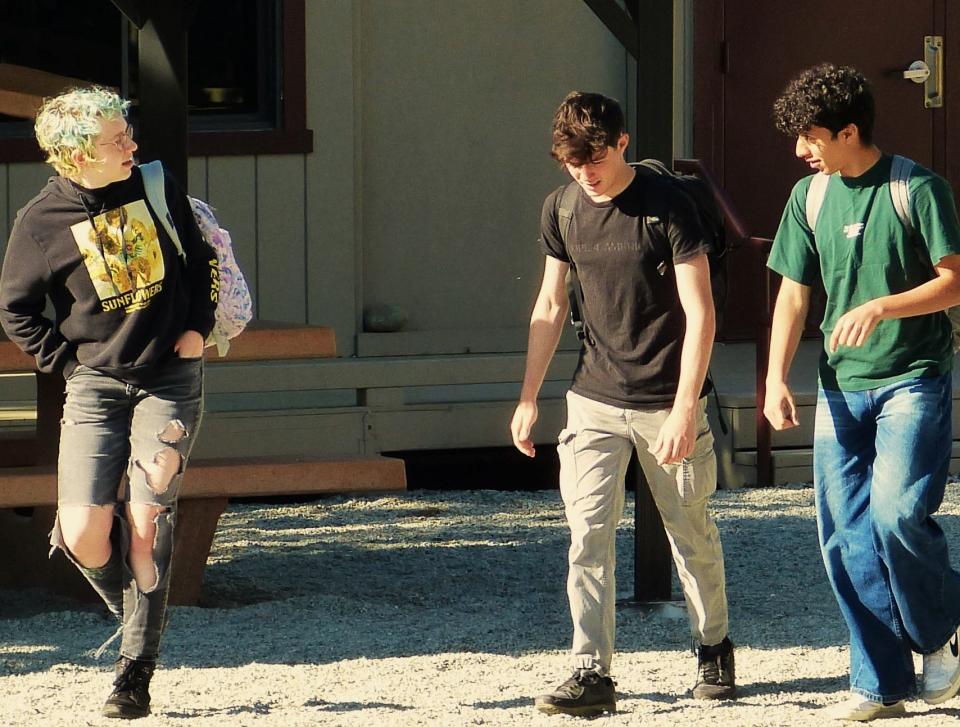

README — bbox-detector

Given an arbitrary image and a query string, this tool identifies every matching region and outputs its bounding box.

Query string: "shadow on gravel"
[304,698,415,713]
[3,491,959,676]
[161,698,414,720]
[173,494,856,666]
[163,701,277,718]
[738,674,847,698]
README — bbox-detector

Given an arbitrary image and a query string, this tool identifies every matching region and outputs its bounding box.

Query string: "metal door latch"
[902,61,930,83]
[903,36,943,108]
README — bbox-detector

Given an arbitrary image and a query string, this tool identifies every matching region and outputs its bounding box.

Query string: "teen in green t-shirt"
[766,63,960,721]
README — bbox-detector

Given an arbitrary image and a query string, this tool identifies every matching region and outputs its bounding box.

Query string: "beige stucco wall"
[365,1,624,349]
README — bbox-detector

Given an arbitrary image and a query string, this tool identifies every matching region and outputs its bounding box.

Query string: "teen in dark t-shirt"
[539,171,710,407]
[511,92,735,717]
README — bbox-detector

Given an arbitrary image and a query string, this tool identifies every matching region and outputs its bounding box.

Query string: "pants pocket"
[678,422,717,506]
[557,428,579,505]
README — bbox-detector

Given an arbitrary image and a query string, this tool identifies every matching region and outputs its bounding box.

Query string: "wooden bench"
[0,322,406,605]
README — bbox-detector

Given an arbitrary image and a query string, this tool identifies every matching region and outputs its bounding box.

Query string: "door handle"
[924,35,943,108]
[903,37,943,107]
[902,61,930,83]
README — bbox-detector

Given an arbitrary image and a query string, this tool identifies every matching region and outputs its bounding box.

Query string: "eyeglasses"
[98,124,135,151]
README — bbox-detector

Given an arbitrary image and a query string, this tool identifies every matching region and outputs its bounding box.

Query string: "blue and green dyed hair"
[34,86,130,178]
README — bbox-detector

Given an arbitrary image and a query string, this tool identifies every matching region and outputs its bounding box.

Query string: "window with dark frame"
[186,0,281,131]
[0,0,310,158]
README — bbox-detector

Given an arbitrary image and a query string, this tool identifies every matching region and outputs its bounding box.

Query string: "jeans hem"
[914,619,960,655]
[849,684,916,703]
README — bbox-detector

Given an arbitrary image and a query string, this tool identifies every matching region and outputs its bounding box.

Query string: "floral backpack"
[140,160,253,356]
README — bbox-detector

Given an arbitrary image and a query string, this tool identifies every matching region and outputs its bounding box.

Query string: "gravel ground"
[2,483,960,725]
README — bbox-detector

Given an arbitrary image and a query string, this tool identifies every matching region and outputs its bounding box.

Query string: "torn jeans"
[52,357,203,660]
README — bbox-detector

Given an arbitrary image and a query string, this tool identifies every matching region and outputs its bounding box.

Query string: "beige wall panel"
[3,162,52,264]
[256,155,307,322]
[0,166,8,255]
[359,0,626,349]
[305,0,358,355]
[7,162,52,216]
[206,156,258,316]
[673,0,695,159]
[186,157,208,200]
[192,409,367,458]
[202,350,579,395]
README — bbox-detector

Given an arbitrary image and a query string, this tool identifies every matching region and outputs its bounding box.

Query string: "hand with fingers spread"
[652,408,696,465]
[829,300,883,353]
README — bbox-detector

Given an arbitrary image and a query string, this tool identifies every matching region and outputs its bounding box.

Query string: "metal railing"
[674,160,776,486]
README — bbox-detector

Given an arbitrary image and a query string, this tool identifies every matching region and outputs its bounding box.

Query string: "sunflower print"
[70,199,166,310]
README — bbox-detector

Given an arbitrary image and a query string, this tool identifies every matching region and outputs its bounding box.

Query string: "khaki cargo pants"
[558,390,729,673]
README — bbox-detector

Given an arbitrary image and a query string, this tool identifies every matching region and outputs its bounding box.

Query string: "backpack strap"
[804,172,831,232]
[886,155,959,350]
[557,181,578,242]
[556,182,588,341]
[140,160,187,263]
[889,154,915,237]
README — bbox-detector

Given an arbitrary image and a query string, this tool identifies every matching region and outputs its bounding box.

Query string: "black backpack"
[555,159,728,342]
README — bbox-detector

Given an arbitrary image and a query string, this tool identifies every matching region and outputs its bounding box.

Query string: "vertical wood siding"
[1,0,630,354]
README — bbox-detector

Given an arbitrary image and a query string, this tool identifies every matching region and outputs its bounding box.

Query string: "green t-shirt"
[768,154,960,391]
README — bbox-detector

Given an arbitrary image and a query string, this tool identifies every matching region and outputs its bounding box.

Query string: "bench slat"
[0,322,337,372]
[218,322,336,361]
[0,455,406,507]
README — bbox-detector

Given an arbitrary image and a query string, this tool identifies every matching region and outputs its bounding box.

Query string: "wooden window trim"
[0,0,312,163]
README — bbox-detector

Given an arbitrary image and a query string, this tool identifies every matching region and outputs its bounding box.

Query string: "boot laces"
[114,658,154,691]
[698,655,721,683]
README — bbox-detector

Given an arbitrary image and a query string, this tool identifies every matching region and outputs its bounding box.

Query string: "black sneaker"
[692,636,736,700]
[102,657,155,719]
[534,669,617,717]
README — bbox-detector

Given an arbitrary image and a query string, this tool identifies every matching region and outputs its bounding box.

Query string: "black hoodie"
[0,166,218,381]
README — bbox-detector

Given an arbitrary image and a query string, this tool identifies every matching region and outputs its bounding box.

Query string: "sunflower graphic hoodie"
[0,166,218,381]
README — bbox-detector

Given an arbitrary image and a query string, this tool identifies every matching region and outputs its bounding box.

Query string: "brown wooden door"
[695,1,950,338]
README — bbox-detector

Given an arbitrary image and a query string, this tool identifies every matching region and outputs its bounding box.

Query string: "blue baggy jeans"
[50,357,204,661]
[814,372,960,702]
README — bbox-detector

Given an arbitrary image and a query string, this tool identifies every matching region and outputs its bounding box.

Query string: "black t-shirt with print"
[540,171,710,408]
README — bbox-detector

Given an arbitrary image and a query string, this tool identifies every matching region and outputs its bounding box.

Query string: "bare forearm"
[519,300,568,403]
[674,308,715,412]
[767,286,808,385]
[869,275,960,320]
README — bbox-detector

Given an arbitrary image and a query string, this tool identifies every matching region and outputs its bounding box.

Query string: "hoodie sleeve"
[163,172,219,339]
[0,224,77,376]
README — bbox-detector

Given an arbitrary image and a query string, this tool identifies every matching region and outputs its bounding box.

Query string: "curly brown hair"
[772,64,875,144]
[550,91,625,165]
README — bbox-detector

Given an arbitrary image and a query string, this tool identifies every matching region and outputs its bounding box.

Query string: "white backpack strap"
[139,160,187,263]
[805,172,831,232]
[889,154,915,237]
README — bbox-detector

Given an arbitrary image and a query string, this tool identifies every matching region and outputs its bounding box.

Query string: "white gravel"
[2,483,960,725]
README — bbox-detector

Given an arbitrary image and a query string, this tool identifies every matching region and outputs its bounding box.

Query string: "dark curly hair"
[550,91,625,165]
[772,64,875,144]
